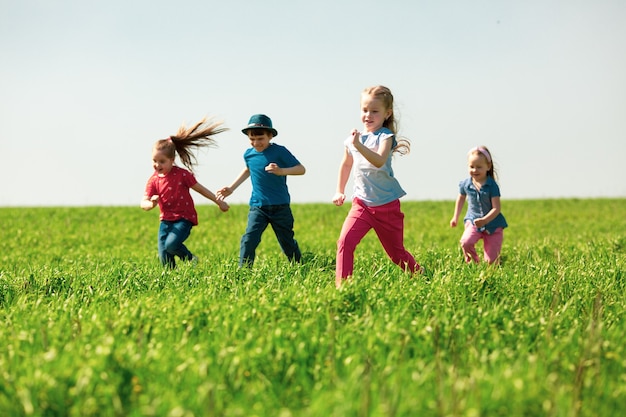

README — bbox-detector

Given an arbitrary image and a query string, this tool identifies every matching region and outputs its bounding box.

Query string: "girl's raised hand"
[350,129,360,147]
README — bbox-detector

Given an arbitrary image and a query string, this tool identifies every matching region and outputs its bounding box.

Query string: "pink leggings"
[460,221,504,264]
[336,198,420,284]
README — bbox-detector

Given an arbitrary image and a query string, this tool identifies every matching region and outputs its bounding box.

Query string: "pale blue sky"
[1,0,625,206]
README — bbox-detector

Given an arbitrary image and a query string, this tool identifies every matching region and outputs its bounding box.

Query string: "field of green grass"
[1,199,625,416]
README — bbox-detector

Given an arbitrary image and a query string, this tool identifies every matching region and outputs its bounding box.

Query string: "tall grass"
[1,199,625,416]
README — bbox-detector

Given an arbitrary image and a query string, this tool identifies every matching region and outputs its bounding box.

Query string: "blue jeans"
[158,219,194,268]
[239,205,302,266]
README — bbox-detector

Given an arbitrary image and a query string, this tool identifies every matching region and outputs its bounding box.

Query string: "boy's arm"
[191,182,229,212]
[217,168,250,199]
[264,163,305,176]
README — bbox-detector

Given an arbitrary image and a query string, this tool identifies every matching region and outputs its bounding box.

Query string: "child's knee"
[163,241,177,253]
[460,239,474,251]
[484,252,501,265]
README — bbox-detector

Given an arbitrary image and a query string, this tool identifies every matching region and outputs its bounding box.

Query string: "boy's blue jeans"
[158,219,193,268]
[239,205,301,267]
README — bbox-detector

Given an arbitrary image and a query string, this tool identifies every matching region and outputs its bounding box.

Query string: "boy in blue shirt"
[218,114,305,266]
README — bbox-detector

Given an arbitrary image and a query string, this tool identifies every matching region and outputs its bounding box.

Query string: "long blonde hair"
[153,117,228,172]
[362,85,410,156]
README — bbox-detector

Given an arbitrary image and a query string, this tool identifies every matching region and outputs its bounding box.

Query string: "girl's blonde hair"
[153,117,228,172]
[468,146,497,180]
[361,85,410,155]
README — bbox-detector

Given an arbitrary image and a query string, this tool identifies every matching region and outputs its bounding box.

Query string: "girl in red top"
[141,118,229,267]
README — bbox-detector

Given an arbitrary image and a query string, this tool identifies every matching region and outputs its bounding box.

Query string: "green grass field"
[1,199,625,416]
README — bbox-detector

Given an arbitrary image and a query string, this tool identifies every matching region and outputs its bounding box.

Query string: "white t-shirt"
[344,127,406,207]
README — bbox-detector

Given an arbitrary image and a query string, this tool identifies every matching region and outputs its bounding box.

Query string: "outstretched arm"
[332,148,353,206]
[192,182,229,212]
[217,168,250,200]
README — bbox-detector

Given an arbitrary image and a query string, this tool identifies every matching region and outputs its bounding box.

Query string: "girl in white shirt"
[332,86,423,288]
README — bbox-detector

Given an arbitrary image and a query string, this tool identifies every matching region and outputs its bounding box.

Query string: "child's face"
[467,153,491,184]
[152,149,175,176]
[360,95,392,132]
[247,130,272,152]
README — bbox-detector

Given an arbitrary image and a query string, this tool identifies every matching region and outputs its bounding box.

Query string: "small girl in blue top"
[333,86,423,287]
[450,146,508,264]
[217,114,305,267]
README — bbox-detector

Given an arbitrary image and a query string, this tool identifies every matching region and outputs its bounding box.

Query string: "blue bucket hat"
[241,114,278,137]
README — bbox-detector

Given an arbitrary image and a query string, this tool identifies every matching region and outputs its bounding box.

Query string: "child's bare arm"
[141,195,158,211]
[217,168,250,199]
[474,196,501,228]
[333,149,353,206]
[350,129,393,168]
[450,194,466,227]
[192,183,229,212]
[264,163,305,176]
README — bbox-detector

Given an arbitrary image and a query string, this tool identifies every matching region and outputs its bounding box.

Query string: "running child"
[333,85,423,287]
[450,146,508,264]
[217,114,305,267]
[141,118,229,268]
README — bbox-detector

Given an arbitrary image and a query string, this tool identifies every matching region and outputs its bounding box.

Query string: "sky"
[1,0,625,207]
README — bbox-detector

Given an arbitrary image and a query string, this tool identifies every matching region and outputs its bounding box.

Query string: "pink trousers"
[460,221,504,264]
[336,198,419,283]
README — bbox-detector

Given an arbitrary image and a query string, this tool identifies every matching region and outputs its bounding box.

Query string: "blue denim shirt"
[459,177,508,234]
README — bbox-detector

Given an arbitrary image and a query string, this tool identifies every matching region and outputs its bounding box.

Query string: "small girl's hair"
[154,117,228,172]
[468,146,497,179]
[362,85,410,156]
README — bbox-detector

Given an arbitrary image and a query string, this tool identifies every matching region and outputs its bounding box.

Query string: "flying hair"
[153,117,228,172]
[362,85,411,156]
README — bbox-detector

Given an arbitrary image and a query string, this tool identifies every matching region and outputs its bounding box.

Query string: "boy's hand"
[216,187,232,200]
[450,219,458,228]
[264,163,282,175]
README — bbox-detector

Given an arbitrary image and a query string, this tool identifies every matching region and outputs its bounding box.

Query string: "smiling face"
[247,129,272,152]
[360,94,392,133]
[467,153,491,185]
[152,149,175,176]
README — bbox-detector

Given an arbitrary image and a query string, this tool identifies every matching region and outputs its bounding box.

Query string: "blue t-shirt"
[345,127,406,207]
[244,143,301,207]
[459,177,508,233]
